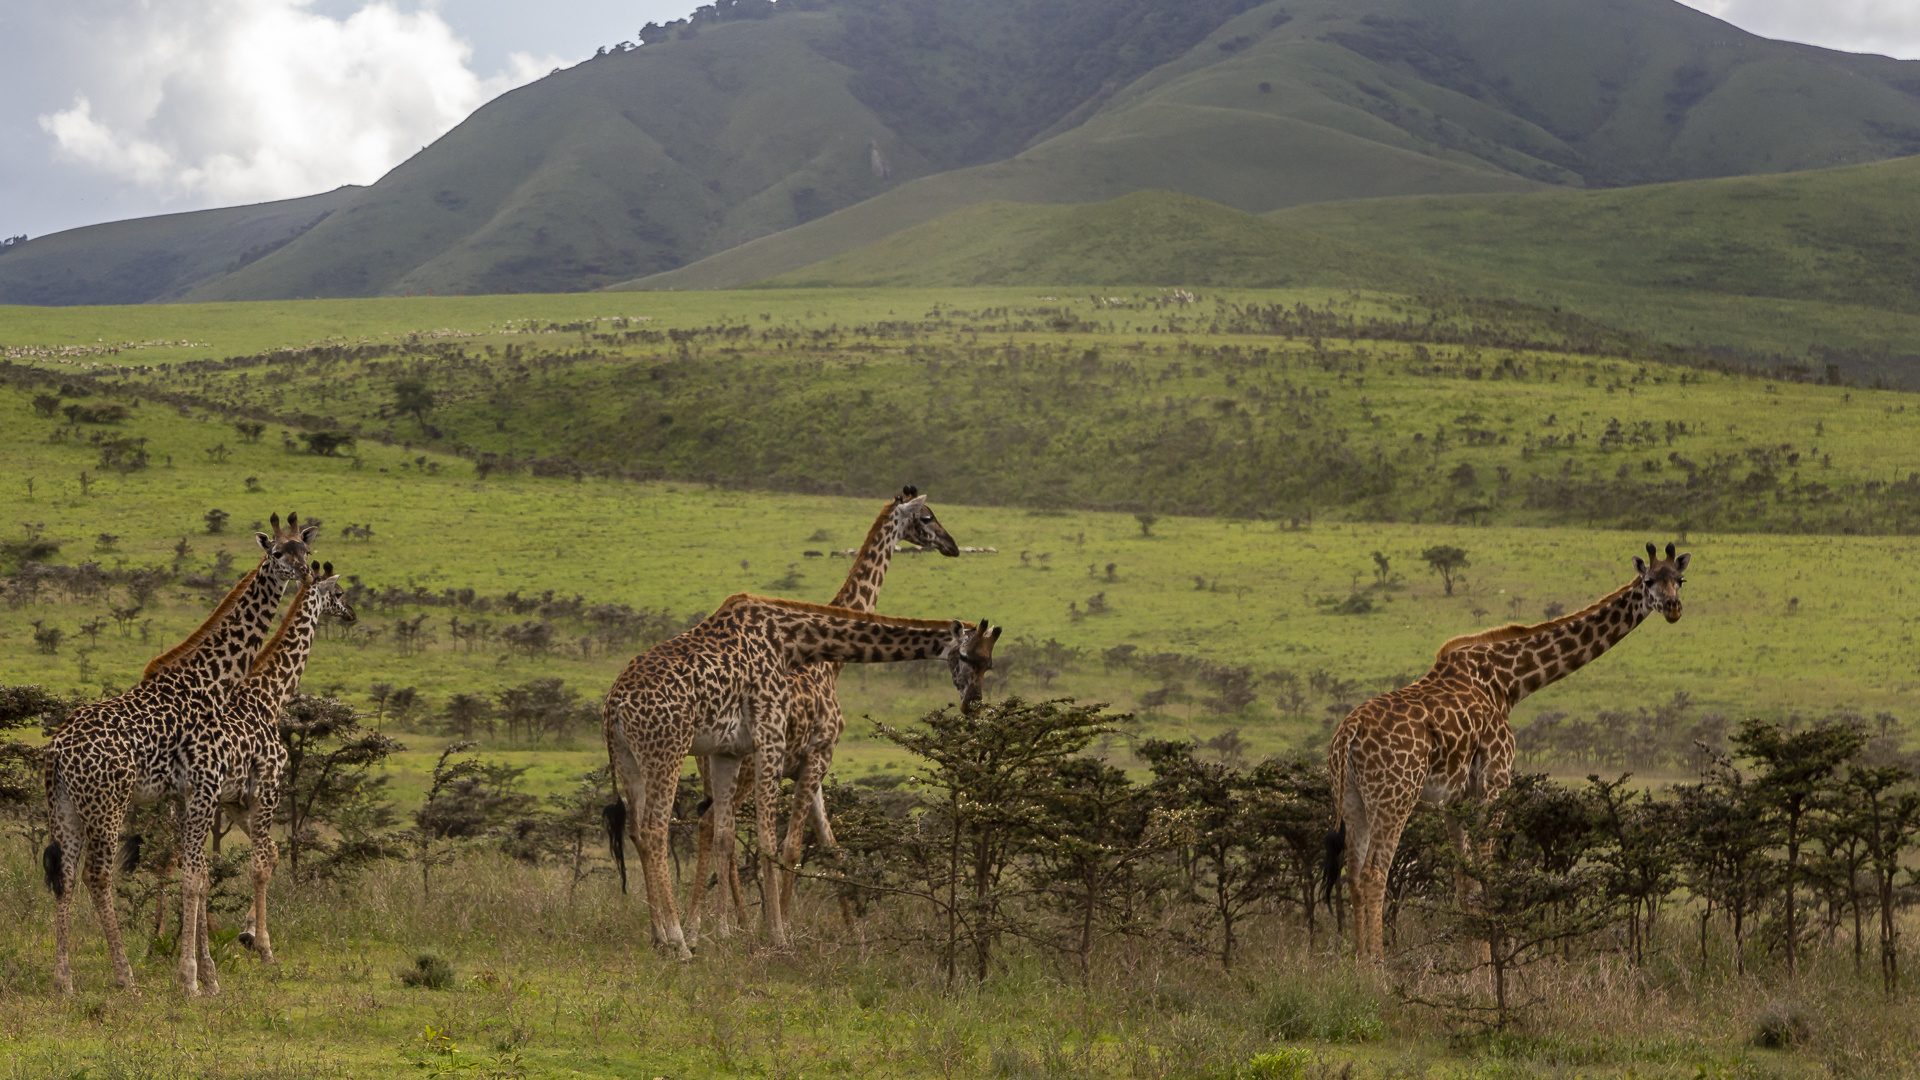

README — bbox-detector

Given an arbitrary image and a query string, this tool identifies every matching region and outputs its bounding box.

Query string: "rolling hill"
[757,190,1451,289]
[749,159,1920,375]
[8,0,1920,305]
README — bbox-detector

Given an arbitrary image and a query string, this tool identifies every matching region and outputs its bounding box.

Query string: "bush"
[1260,982,1385,1044]
[1752,1002,1811,1048]
[399,953,456,990]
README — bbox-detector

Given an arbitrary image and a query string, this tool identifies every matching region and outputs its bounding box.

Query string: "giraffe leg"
[752,733,790,951]
[82,818,139,993]
[229,795,279,962]
[1442,810,1493,969]
[723,764,751,936]
[687,758,718,941]
[639,765,691,960]
[47,800,85,995]
[177,786,222,995]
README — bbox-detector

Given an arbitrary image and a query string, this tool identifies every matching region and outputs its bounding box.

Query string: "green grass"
[2,359,1917,798]
[759,192,1449,290]
[0,844,1895,1078]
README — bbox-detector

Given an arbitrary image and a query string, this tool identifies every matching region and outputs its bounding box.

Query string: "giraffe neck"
[244,577,322,706]
[1455,579,1649,705]
[830,499,905,613]
[744,595,960,666]
[142,557,291,694]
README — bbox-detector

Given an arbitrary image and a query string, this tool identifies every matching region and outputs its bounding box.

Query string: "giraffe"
[688,486,960,940]
[202,560,356,967]
[1325,542,1690,962]
[603,594,1001,958]
[42,513,318,995]
[137,561,356,976]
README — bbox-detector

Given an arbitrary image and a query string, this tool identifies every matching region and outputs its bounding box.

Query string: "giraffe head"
[945,618,1003,709]
[309,561,357,625]
[1632,542,1690,623]
[256,512,320,583]
[892,486,960,556]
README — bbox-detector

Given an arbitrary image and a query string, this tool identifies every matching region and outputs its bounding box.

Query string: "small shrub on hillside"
[399,953,456,990]
[1752,1002,1811,1048]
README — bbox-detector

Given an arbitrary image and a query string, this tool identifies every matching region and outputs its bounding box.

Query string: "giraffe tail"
[602,799,628,894]
[119,834,144,875]
[42,841,64,898]
[1320,821,1346,914]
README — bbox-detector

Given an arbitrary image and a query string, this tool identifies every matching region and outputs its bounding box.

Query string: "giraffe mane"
[245,575,315,679]
[725,592,967,631]
[1433,579,1636,661]
[140,567,264,681]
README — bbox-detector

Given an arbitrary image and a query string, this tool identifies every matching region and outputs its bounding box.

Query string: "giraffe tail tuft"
[602,800,628,894]
[42,841,64,898]
[119,834,144,875]
[1320,822,1345,914]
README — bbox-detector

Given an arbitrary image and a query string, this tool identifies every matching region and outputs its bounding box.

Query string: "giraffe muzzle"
[1663,600,1682,623]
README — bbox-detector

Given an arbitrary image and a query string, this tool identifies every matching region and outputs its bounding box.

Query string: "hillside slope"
[0,187,361,306]
[1272,154,1920,317]
[759,190,1452,289]
[17,0,1920,304]
[623,0,1920,291]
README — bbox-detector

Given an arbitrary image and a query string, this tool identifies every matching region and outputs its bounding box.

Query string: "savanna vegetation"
[0,286,1918,1078]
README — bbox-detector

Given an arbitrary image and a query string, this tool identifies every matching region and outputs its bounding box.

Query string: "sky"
[3,0,1919,242]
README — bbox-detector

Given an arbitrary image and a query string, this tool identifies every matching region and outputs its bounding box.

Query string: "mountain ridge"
[5,0,1920,306]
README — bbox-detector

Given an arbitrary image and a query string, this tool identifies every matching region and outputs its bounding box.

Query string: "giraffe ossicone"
[1325,541,1690,962]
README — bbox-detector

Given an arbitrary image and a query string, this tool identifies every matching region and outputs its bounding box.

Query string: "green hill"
[1271,155,1920,317]
[759,191,1450,289]
[10,0,1920,305]
[754,161,1920,375]
[0,187,360,306]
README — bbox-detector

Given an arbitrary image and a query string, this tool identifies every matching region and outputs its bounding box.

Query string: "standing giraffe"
[42,514,317,995]
[688,486,960,939]
[206,560,357,967]
[1325,542,1690,961]
[604,595,1001,958]
[144,561,357,977]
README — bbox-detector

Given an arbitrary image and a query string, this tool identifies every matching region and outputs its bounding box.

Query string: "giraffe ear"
[1675,552,1691,573]
[1633,556,1647,574]
[300,525,320,545]
[256,531,275,553]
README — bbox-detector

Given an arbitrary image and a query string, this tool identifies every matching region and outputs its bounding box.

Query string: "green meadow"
[2,289,1918,1078]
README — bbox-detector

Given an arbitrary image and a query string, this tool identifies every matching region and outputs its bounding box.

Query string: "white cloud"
[36,0,562,204]
[1678,0,1920,60]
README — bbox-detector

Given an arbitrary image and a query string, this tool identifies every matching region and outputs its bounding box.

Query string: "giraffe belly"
[691,714,755,757]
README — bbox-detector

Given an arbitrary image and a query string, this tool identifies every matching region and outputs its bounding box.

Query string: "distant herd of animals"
[36,493,1689,994]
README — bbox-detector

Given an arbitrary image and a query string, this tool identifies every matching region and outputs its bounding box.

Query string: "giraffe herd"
[33,493,1687,995]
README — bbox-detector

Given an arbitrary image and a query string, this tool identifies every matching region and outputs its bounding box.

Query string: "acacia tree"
[1420,545,1470,596]
[873,696,1114,987]
[1843,763,1920,994]
[277,694,405,878]
[1025,756,1179,985]
[1674,755,1775,975]
[393,378,436,428]
[1734,718,1865,977]
[1138,739,1291,970]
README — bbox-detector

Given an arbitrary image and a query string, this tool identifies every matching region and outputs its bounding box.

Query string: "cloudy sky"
[3,0,1918,242]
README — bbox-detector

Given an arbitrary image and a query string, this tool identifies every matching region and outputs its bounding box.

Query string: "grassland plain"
[1,364,1917,803]
[2,293,1919,1078]
[36,288,1920,532]
[2,844,1897,1080]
